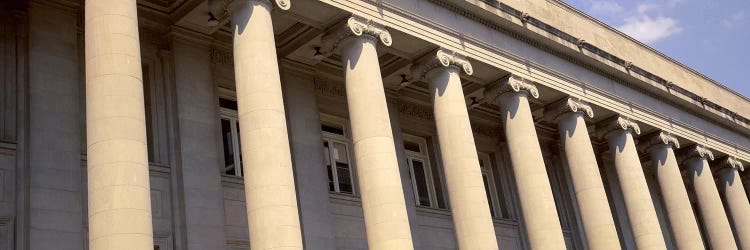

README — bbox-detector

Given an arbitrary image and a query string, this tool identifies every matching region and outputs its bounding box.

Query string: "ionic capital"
[718,156,745,172]
[411,48,473,80]
[484,75,540,103]
[642,131,680,152]
[320,16,392,55]
[545,97,594,121]
[212,0,290,16]
[597,115,641,138]
[677,144,715,164]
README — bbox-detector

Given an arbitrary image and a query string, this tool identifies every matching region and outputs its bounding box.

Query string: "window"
[321,116,355,195]
[404,134,439,208]
[478,152,500,218]
[220,97,243,177]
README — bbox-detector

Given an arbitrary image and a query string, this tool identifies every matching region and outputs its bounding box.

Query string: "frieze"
[210,48,234,65]
[397,102,433,120]
[472,125,502,138]
[313,80,346,97]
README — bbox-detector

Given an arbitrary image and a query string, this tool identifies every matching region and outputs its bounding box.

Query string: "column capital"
[677,144,715,164]
[211,0,291,16]
[717,156,745,172]
[411,48,473,80]
[484,74,540,102]
[320,16,392,55]
[642,131,681,152]
[544,97,594,122]
[596,115,641,138]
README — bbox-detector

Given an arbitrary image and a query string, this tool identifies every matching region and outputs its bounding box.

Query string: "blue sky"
[564,0,750,97]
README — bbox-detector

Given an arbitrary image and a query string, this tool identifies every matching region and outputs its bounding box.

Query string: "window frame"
[320,114,357,195]
[219,96,243,177]
[478,152,501,219]
[403,134,440,208]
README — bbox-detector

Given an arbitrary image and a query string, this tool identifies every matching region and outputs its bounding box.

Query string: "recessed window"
[321,115,355,195]
[479,152,509,219]
[404,134,438,208]
[220,97,243,177]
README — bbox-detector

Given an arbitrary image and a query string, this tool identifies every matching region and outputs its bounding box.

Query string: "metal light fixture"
[398,74,411,89]
[207,13,219,27]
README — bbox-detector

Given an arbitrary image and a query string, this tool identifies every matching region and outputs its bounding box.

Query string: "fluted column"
[644,132,704,249]
[321,16,414,250]
[85,0,154,249]
[600,116,666,249]
[680,145,736,249]
[546,98,620,249]
[484,75,566,249]
[228,0,303,249]
[717,157,750,249]
[412,49,497,249]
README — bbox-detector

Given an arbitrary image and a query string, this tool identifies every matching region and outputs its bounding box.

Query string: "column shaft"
[84,0,154,249]
[230,0,303,249]
[719,167,750,249]
[686,157,737,249]
[429,66,497,249]
[340,36,414,250]
[650,145,704,249]
[557,111,620,249]
[607,129,666,249]
[498,91,566,249]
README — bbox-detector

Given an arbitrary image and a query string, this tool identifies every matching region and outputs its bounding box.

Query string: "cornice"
[411,48,473,81]
[320,15,392,56]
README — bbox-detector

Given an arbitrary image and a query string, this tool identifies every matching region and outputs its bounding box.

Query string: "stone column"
[680,145,736,249]
[412,49,497,249]
[484,75,566,249]
[321,16,414,250]
[644,132,704,249]
[546,98,620,249]
[229,0,303,249]
[85,0,154,249]
[600,116,666,249]
[717,157,750,249]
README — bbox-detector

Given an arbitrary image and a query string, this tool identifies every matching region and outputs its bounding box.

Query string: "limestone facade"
[1,0,750,249]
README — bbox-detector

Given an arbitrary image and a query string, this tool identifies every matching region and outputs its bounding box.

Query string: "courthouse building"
[3,0,750,249]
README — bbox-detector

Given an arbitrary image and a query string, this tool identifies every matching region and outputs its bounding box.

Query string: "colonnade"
[84,0,750,249]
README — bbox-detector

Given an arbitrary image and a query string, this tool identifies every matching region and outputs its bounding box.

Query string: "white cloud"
[589,1,623,14]
[618,15,682,43]
[722,11,745,29]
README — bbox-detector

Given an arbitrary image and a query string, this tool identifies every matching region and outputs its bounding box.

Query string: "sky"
[563,0,750,97]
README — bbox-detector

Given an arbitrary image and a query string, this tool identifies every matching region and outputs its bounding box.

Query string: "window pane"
[321,122,345,135]
[333,142,353,194]
[323,141,335,192]
[404,140,421,153]
[221,119,235,176]
[412,159,431,207]
[219,98,238,110]
[482,173,496,218]
[236,121,243,175]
